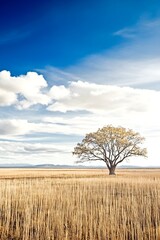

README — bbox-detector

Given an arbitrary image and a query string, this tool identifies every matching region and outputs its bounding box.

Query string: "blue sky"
[1,0,159,73]
[0,0,160,166]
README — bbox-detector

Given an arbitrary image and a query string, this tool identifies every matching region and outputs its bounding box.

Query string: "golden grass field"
[0,168,160,240]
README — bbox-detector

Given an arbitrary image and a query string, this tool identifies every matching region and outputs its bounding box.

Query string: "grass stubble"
[0,169,160,240]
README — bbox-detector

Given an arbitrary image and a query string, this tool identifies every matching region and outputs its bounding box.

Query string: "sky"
[0,0,160,166]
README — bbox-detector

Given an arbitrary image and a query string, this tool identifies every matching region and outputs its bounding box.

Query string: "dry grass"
[0,169,160,239]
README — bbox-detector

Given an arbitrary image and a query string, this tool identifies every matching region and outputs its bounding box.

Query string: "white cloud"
[0,141,73,165]
[49,85,70,100]
[113,28,137,39]
[0,88,17,106]
[38,66,81,84]
[0,117,90,137]
[0,70,50,109]
[114,19,160,39]
[0,119,32,136]
[47,80,160,115]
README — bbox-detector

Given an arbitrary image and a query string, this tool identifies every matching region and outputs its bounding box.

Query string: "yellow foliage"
[73,125,147,174]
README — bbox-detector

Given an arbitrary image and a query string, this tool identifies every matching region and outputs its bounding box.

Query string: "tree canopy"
[73,125,147,175]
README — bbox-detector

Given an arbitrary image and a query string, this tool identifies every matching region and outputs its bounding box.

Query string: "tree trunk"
[109,166,116,175]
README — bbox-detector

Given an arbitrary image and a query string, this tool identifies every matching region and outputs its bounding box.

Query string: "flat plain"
[0,168,160,240]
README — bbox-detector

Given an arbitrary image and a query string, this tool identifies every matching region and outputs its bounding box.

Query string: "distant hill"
[0,164,105,169]
[0,163,33,168]
[0,164,159,169]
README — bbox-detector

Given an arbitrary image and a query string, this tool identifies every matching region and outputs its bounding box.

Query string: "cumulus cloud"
[49,85,70,100]
[0,88,17,106]
[0,70,50,109]
[47,81,160,115]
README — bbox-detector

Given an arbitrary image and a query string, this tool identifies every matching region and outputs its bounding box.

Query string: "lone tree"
[73,125,147,175]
